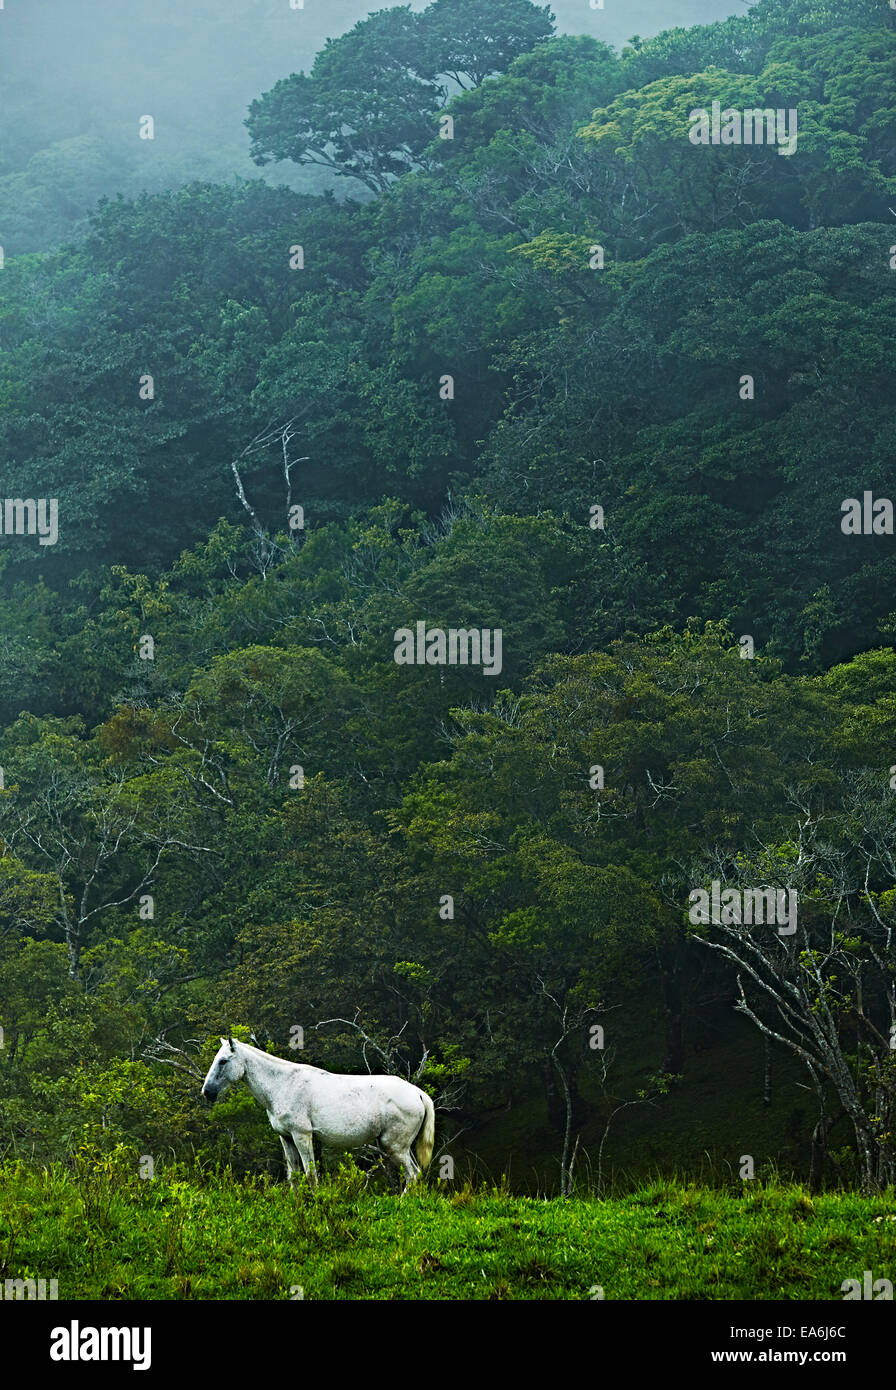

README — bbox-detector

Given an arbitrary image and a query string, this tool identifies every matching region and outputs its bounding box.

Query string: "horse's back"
[296,1068,425,1148]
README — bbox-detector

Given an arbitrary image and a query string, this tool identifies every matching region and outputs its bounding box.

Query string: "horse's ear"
[227,1034,235,1052]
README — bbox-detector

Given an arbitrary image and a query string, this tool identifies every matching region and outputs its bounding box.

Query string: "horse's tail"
[415,1089,435,1172]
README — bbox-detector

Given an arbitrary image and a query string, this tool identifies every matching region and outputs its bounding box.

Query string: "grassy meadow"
[1,1159,893,1301]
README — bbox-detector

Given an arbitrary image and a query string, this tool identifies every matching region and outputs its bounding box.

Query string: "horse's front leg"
[279,1134,300,1183]
[292,1131,317,1188]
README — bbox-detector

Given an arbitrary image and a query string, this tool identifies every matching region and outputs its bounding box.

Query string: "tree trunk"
[552,1054,575,1198]
[808,1111,837,1192]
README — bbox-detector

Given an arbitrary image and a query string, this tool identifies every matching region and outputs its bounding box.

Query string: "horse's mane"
[237,1040,327,1072]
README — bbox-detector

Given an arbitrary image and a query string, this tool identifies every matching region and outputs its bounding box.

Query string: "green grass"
[1,1159,894,1300]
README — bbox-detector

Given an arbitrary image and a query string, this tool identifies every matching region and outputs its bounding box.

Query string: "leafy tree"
[421,0,554,90]
[693,774,896,1193]
[246,0,556,194]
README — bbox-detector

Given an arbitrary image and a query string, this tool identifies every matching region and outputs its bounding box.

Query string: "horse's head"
[201,1036,246,1104]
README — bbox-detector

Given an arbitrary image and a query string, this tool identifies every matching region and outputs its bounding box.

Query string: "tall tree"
[246,0,556,194]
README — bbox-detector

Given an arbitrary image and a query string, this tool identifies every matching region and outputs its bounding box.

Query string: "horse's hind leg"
[401,1152,420,1193]
[292,1131,318,1189]
[385,1145,420,1194]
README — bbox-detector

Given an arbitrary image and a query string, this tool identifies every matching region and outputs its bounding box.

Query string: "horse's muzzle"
[201,1086,217,1104]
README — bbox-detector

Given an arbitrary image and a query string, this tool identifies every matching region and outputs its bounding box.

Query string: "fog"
[0,0,746,252]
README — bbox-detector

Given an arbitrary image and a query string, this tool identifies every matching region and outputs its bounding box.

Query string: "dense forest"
[1,0,895,1208]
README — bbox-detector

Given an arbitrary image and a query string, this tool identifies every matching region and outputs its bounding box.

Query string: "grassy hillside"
[1,1162,893,1300]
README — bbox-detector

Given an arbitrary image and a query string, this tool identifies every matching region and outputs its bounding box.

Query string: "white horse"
[201,1037,435,1190]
